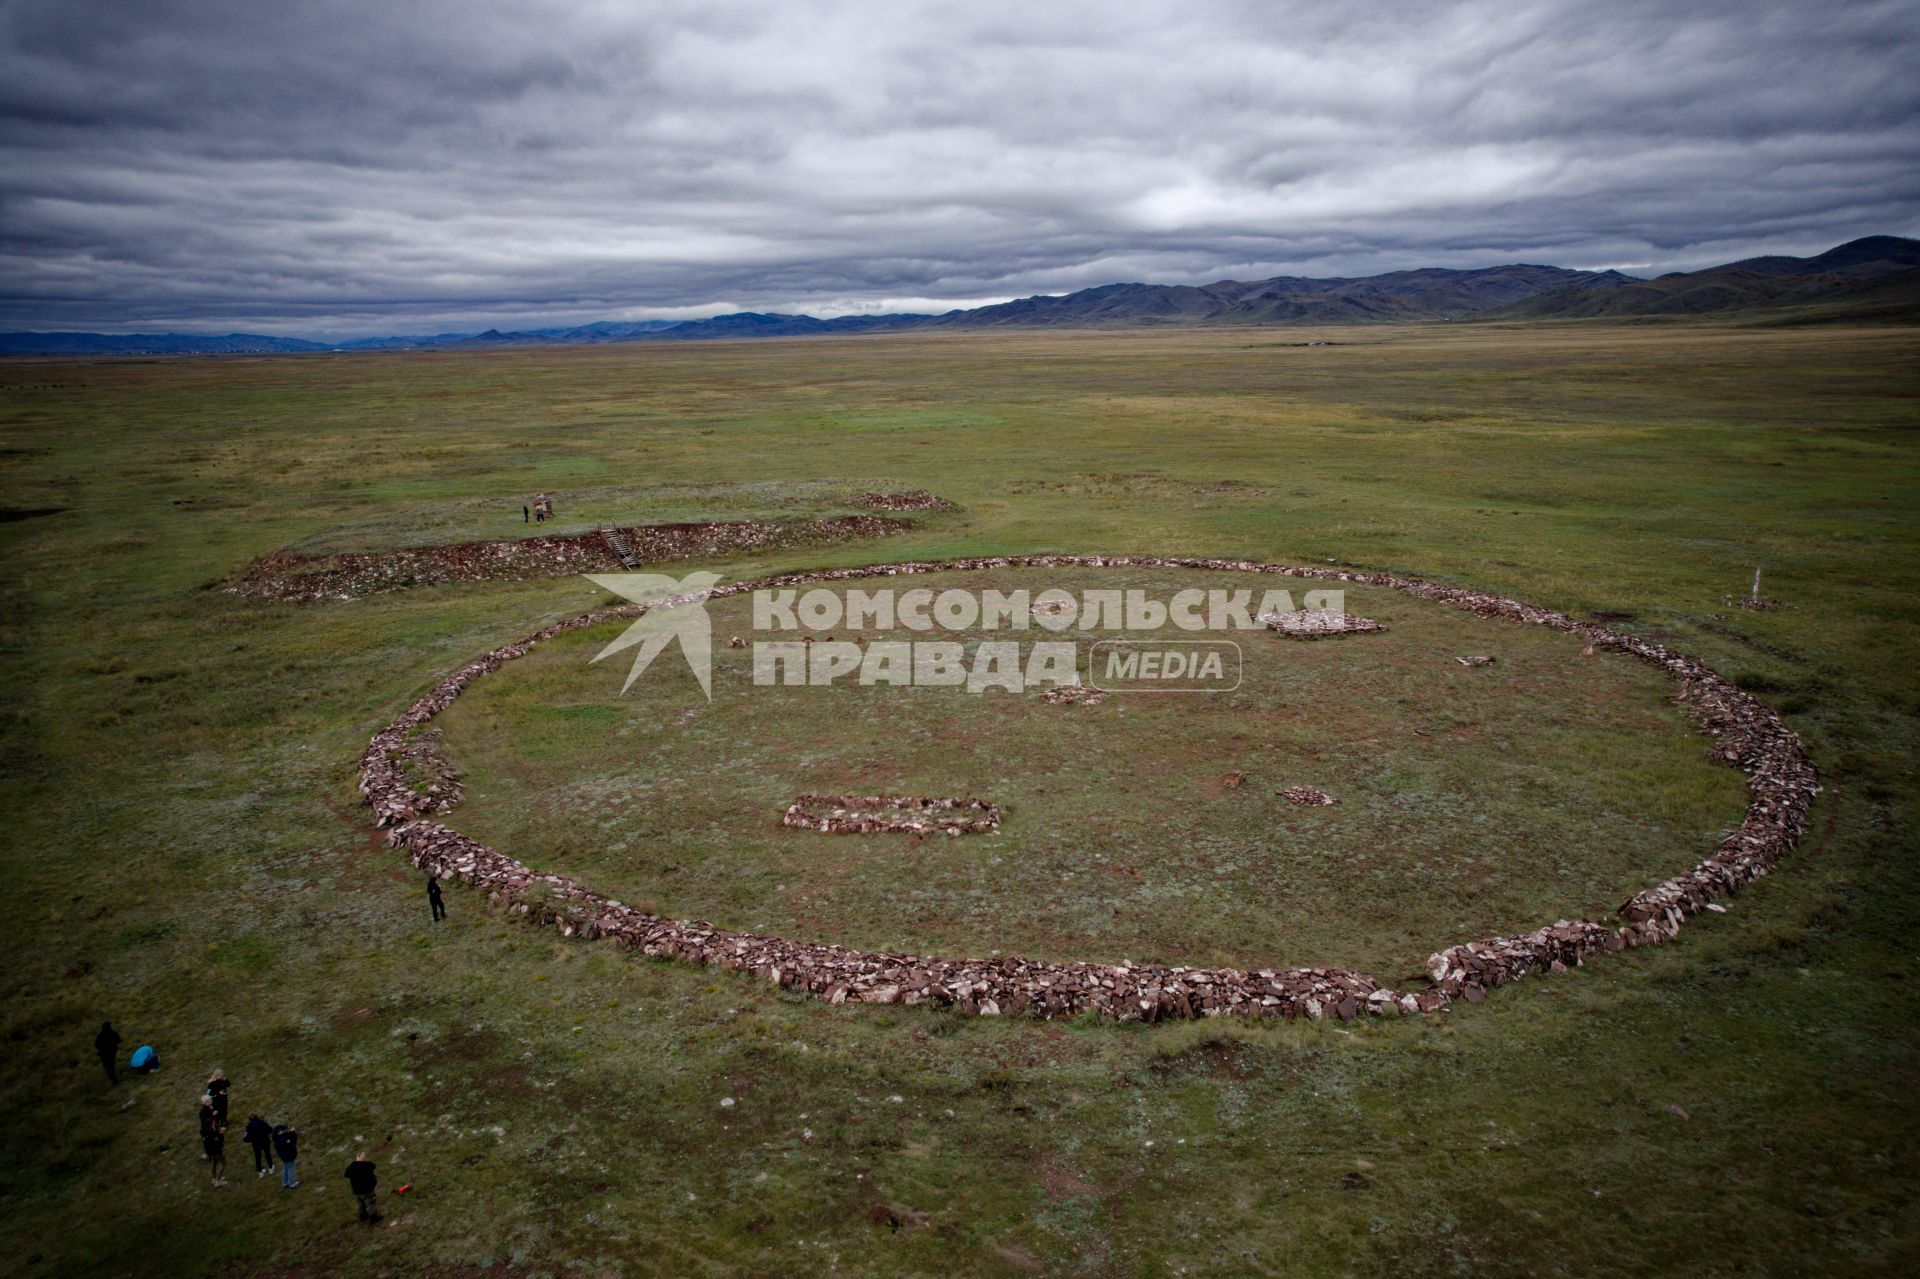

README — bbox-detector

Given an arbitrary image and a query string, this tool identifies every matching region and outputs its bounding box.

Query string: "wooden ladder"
[601,526,640,569]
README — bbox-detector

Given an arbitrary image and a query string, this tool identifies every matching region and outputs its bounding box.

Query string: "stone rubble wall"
[231,513,916,603]
[359,555,1817,1022]
[389,728,463,814]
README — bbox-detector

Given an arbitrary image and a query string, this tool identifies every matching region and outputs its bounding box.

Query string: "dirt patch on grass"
[1036,1158,1103,1199]
[1148,1037,1260,1081]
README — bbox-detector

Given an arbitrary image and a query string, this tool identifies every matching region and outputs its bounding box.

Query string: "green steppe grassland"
[1,322,1916,1276]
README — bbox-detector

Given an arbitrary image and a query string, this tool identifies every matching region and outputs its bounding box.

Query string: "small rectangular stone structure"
[1258,609,1385,639]
[1041,684,1108,706]
[782,794,1001,836]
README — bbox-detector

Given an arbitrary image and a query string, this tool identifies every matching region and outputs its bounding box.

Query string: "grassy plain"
[1,322,1917,1276]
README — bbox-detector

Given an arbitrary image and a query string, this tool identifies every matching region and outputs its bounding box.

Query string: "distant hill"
[919,264,1636,328]
[1724,234,1920,278]
[327,319,687,350]
[641,312,927,340]
[0,330,330,355]
[4,236,1913,354]
[1487,235,1920,321]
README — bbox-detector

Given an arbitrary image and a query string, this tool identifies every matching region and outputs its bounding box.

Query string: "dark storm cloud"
[2,0,1917,335]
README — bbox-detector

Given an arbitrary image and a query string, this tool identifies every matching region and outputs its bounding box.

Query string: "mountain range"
[4,236,1914,355]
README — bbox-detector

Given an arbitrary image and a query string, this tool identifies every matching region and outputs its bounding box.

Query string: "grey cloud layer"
[3,0,1917,335]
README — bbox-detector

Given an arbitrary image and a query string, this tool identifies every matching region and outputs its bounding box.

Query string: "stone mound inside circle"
[1259,609,1386,638]
[782,794,1001,837]
[853,489,956,512]
[1279,786,1338,806]
[1041,684,1109,706]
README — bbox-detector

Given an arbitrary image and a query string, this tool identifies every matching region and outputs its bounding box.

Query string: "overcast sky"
[2,0,1917,337]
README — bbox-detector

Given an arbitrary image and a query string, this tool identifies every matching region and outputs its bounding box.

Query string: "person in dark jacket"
[243,1114,274,1176]
[206,1070,230,1124]
[94,1021,121,1084]
[345,1153,380,1222]
[204,1116,227,1187]
[428,875,446,921]
[273,1122,300,1189]
[523,504,530,523]
[198,1094,218,1141]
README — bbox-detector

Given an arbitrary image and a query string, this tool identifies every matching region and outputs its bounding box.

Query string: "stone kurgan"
[358,556,1817,1023]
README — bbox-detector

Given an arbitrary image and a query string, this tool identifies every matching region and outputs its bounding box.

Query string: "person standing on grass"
[198,1093,218,1143]
[94,1021,121,1085]
[523,504,530,523]
[273,1122,300,1189]
[428,875,446,921]
[345,1152,380,1223]
[244,1114,274,1177]
[206,1070,230,1126]
[204,1114,227,1187]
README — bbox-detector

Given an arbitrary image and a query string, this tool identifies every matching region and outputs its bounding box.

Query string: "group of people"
[195,1073,386,1222]
[96,1020,389,1223]
[195,1069,300,1192]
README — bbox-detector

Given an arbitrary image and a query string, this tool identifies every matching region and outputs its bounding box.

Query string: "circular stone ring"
[358,556,1816,1022]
